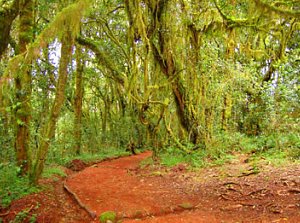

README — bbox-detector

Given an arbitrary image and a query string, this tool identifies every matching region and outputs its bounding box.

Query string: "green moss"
[99,211,117,223]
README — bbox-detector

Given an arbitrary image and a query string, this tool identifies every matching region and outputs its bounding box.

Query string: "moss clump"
[99,211,117,223]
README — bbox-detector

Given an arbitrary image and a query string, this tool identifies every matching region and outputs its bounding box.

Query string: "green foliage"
[160,145,235,168]
[48,146,128,166]
[160,131,300,168]
[0,114,14,163]
[160,148,189,167]
[10,208,38,223]
[12,210,29,223]
[0,164,39,207]
[251,148,288,166]
[99,211,117,223]
[29,214,37,223]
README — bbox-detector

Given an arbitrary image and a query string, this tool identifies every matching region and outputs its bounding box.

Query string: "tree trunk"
[0,0,19,58]
[221,94,232,131]
[15,0,34,176]
[29,31,73,184]
[151,32,201,145]
[74,44,84,155]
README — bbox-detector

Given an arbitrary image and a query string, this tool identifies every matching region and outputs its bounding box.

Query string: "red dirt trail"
[64,151,300,223]
[65,151,210,222]
[2,151,299,223]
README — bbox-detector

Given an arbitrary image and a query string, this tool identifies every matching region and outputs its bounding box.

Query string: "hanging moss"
[4,0,91,81]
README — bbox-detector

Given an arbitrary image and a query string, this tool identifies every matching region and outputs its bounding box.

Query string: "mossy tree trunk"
[0,0,19,58]
[74,44,84,155]
[149,1,201,145]
[99,83,113,143]
[14,0,34,176]
[29,31,73,184]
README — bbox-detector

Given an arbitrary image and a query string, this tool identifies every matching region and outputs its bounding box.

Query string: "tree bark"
[29,31,73,184]
[15,0,34,176]
[74,44,84,155]
[151,28,201,145]
[0,0,19,58]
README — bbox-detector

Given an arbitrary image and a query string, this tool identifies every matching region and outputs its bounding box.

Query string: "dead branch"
[0,210,10,217]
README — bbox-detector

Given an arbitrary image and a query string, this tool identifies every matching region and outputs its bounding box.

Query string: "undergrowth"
[160,132,300,168]
[48,147,129,166]
[0,164,39,208]
[0,147,130,208]
[42,165,66,179]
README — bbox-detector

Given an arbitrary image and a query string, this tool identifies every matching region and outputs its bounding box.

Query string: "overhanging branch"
[254,0,300,17]
[76,36,125,85]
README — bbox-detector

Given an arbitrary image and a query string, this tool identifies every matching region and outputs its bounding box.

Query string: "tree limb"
[254,0,300,17]
[76,36,125,85]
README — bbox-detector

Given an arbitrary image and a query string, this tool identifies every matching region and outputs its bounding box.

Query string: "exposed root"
[223,182,241,186]
[63,182,97,219]
[219,194,234,201]
[238,170,260,177]
[288,188,300,194]
[245,188,270,197]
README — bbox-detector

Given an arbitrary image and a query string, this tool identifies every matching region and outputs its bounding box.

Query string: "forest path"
[64,151,211,222]
[64,151,300,223]
[2,151,300,223]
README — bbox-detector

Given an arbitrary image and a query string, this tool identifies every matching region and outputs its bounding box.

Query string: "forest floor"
[1,151,300,223]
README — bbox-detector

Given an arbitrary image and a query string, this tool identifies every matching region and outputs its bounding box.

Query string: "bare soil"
[1,151,299,223]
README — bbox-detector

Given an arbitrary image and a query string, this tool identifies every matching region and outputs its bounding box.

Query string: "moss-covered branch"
[4,0,91,80]
[213,0,251,26]
[76,36,125,85]
[254,0,300,17]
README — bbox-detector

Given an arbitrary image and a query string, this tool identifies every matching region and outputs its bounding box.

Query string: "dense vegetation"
[0,0,299,206]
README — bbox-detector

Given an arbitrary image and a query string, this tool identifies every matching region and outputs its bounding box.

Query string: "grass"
[160,152,189,167]
[50,148,129,166]
[160,148,234,169]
